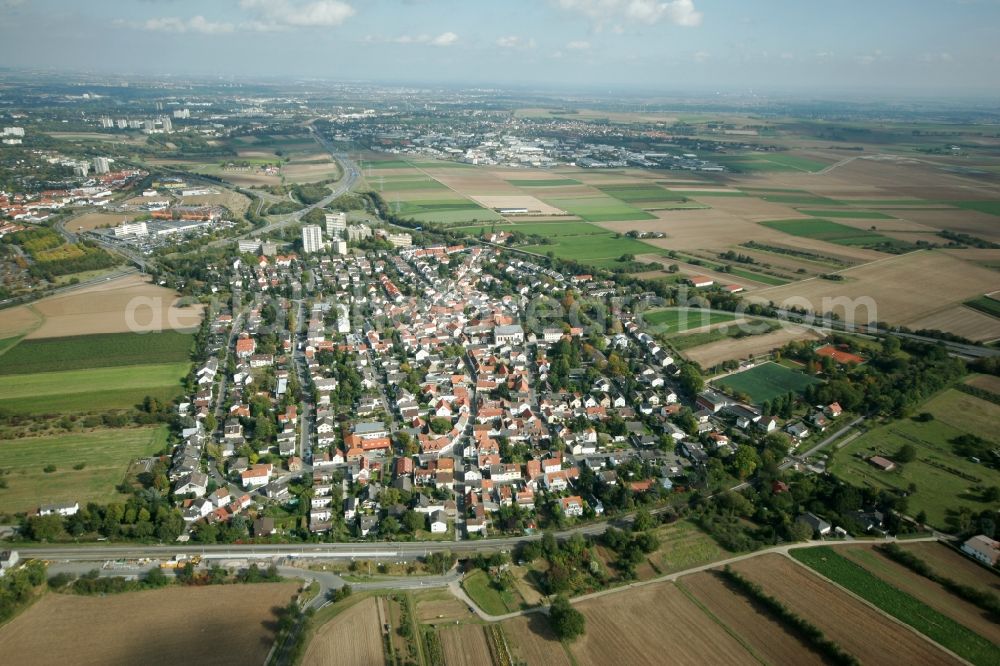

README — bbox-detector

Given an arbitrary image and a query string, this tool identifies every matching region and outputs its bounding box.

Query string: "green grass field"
[829,389,1000,529]
[654,520,732,574]
[392,199,502,223]
[0,331,193,374]
[964,295,1000,318]
[760,218,905,249]
[946,200,1000,217]
[517,223,661,267]
[541,195,656,223]
[797,209,896,220]
[713,155,830,173]
[0,363,188,415]
[596,183,687,205]
[643,308,736,334]
[714,362,820,404]
[507,179,582,187]
[360,159,413,170]
[0,426,168,514]
[376,177,448,191]
[461,570,524,615]
[792,546,1000,666]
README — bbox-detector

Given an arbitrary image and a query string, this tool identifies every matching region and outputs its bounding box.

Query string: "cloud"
[920,52,954,63]
[239,0,355,28]
[377,31,460,47]
[554,0,702,27]
[143,15,235,34]
[496,35,535,49]
[566,40,591,50]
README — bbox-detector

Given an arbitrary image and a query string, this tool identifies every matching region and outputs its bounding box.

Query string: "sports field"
[0,331,193,374]
[714,362,820,404]
[829,388,1000,529]
[0,426,168,513]
[0,363,188,414]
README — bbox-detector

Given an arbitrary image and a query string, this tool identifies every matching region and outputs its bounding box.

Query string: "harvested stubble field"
[303,596,385,666]
[838,545,1000,645]
[14,274,203,339]
[0,583,298,666]
[749,250,1000,334]
[731,554,959,666]
[966,374,1000,395]
[503,615,572,666]
[415,589,471,623]
[568,582,756,666]
[439,624,494,666]
[906,305,1000,342]
[684,326,823,368]
[679,572,827,666]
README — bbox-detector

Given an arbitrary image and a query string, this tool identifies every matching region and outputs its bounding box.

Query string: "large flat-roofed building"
[494,324,524,346]
[302,224,323,254]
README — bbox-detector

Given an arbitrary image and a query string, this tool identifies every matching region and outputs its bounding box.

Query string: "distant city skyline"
[1,1,999,96]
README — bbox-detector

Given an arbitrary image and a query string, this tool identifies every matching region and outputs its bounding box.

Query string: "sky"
[1,0,999,96]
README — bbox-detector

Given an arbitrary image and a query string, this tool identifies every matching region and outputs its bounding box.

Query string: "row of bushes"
[721,566,859,665]
[877,543,1000,620]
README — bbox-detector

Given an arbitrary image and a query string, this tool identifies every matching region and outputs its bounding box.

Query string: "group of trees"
[22,488,185,543]
[0,560,46,623]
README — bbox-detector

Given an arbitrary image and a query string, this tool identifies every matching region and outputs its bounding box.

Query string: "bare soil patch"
[900,542,1000,595]
[303,596,385,666]
[26,274,203,339]
[680,571,826,666]
[503,615,572,666]
[0,305,43,339]
[0,583,298,666]
[684,327,823,367]
[749,250,1000,331]
[69,212,135,232]
[469,195,567,215]
[732,554,960,666]
[966,374,1000,394]
[439,624,494,666]
[906,306,1000,342]
[569,582,755,666]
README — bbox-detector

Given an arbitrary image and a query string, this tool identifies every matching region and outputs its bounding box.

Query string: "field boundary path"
[443,536,941,623]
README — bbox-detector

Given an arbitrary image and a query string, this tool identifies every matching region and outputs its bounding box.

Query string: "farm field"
[679,572,827,666]
[653,519,732,574]
[828,388,1000,529]
[392,198,502,224]
[413,589,470,623]
[0,583,298,666]
[714,362,821,404]
[541,195,656,223]
[595,183,687,208]
[502,615,573,666]
[0,362,188,415]
[439,624,493,666]
[792,546,1000,666]
[965,373,1000,395]
[760,218,907,249]
[683,327,824,369]
[964,295,1000,319]
[508,178,582,187]
[0,426,168,514]
[642,308,736,335]
[303,596,385,666]
[900,542,1000,595]
[797,209,896,219]
[838,544,1000,645]
[749,250,1000,334]
[67,212,135,232]
[568,581,756,666]
[0,274,203,340]
[732,554,959,666]
[906,305,1000,342]
[0,331,192,374]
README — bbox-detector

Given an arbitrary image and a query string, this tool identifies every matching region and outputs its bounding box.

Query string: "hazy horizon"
[1,1,999,98]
